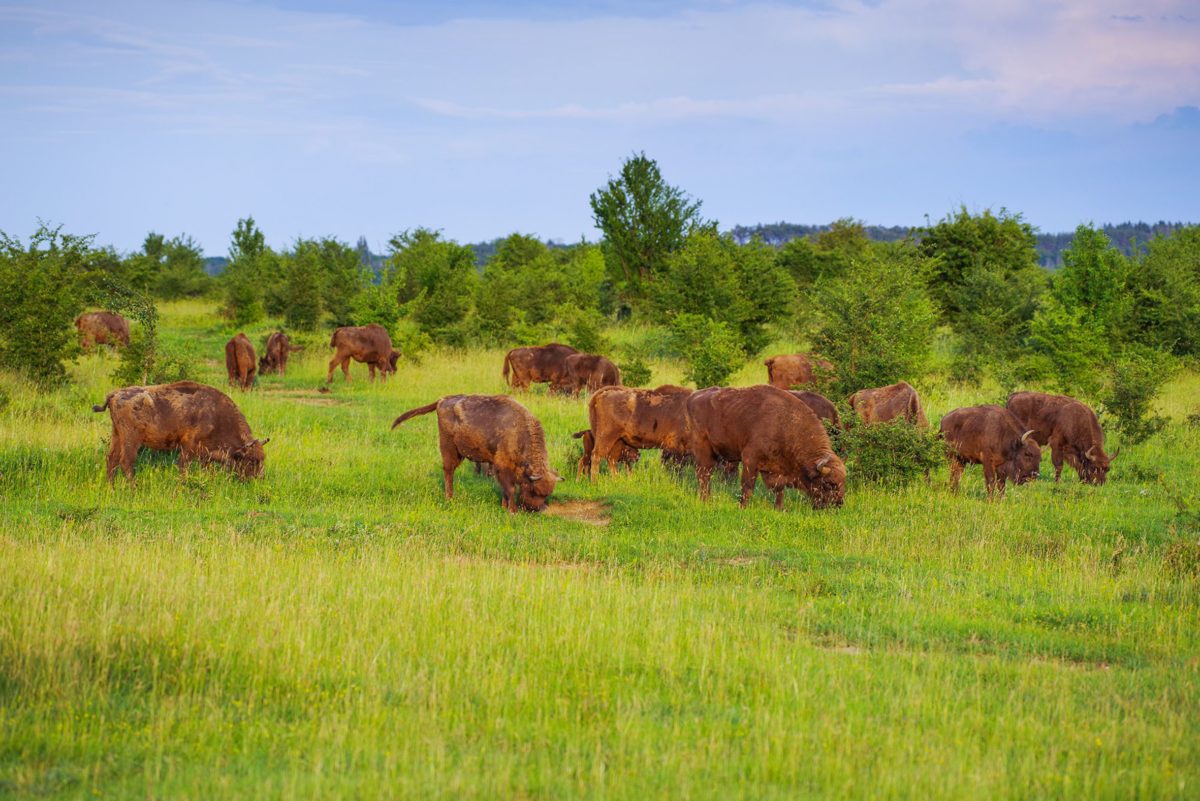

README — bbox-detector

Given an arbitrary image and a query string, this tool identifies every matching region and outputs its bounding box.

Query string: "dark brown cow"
[554,353,622,396]
[224,333,257,390]
[391,394,562,512]
[502,343,578,390]
[686,385,846,510]
[92,381,268,482]
[1006,391,1117,484]
[848,381,928,427]
[259,331,304,375]
[764,353,833,389]
[587,384,694,479]
[327,324,400,383]
[573,429,639,477]
[75,311,130,350]
[789,390,841,429]
[939,405,1041,499]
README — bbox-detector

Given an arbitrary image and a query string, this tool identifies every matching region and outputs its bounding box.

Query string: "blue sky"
[1,0,1197,256]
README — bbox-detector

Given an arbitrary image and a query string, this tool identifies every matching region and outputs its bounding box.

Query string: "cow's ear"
[258,437,270,447]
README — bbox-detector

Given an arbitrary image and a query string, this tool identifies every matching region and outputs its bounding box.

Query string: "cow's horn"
[1020,430,1035,444]
[1085,445,1097,460]
[815,454,833,475]
[259,437,270,447]
[527,473,542,482]
[1110,448,1121,461]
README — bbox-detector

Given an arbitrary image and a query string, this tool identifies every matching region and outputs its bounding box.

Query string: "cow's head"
[1008,430,1041,484]
[1079,444,1117,485]
[388,349,401,372]
[804,452,846,509]
[519,468,563,511]
[230,437,269,478]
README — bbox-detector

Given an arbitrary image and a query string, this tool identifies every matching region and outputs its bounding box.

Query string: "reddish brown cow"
[573,429,639,477]
[502,343,578,390]
[764,353,833,389]
[554,353,622,396]
[392,394,562,512]
[259,331,304,376]
[75,311,130,349]
[789,390,841,429]
[225,333,257,390]
[686,385,846,510]
[92,381,268,482]
[1006,391,1117,484]
[327,324,401,383]
[848,381,928,427]
[587,384,694,479]
[939,405,1040,499]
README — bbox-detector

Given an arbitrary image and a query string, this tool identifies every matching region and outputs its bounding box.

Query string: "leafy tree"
[317,237,368,325]
[222,217,269,326]
[1101,346,1175,444]
[386,228,478,345]
[810,245,937,397]
[156,235,211,300]
[1128,225,1200,355]
[0,224,93,384]
[670,313,745,388]
[589,152,704,300]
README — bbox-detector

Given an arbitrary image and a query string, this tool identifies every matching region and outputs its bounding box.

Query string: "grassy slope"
[1,300,1198,799]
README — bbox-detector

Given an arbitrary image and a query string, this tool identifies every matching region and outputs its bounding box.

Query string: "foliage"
[221,217,270,326]
[351,284,401,335]
[830,417,942,487]
[112,327,190,385]
[1100,346,1175,444]
[776,218,872,290]
[589,152,704,301]
[0,224,93,384]
[810,246,937,397]
[651,230,792,356]
[386,228,478,345]
[617,356,652,388]
[669,313,745,388]
[1128,225,1200,356]
[125,233,212,300]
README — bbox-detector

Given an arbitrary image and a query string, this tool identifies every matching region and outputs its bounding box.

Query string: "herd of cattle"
[78,311,1118,512]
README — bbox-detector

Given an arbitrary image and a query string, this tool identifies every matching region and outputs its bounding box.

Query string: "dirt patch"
[264,388,346,406]
[544,499,612,527]
[713,556,762,567]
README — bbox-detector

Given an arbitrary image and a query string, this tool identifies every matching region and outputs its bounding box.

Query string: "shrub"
[112,328,190,385]
[1100,347,1175,444]
[670,313,744,388]
[562,308,611,355]
[830,416,943,487]
[618,357,652,387]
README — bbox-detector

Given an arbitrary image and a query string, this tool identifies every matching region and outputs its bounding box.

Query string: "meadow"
[1,300,1199,799]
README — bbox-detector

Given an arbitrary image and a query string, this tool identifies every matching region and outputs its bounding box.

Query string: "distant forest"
[200,220,1192,275]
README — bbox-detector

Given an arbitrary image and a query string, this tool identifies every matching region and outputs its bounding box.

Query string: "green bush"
[112,328,190,386]
[618,357,652,387]
[830,416,942,487]
[670,313,744,388]
[1101,347,1175,444]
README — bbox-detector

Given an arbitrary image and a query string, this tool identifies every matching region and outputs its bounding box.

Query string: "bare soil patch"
[544,499,611,526]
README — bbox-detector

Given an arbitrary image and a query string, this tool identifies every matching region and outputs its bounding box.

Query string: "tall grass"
[1,301,1198,798]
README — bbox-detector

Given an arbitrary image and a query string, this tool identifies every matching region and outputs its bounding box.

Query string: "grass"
[1,299,1198,799]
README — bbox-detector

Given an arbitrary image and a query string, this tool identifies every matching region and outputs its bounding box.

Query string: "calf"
[392,394,562,512]
[92,381,268,482]
[687,384,845,510]
[327,324,401,383]
[502,343,578,390]
[225,333,257,390]
[259,331,304,375]
[939,405,1040,499]
[1006,391,1116,484]
[76,311,130,350]
[764,353,833,389]
[848,381,928,427]
[587,384,694,479]
[554,353,622,396]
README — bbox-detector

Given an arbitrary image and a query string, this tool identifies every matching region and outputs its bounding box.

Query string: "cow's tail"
[92,392,114,413]
[502,352,512,385]
[391,401,439,429]
[329,329,340,348]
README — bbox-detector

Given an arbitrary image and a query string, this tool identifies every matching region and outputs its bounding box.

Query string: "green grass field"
[2,300,1199,799]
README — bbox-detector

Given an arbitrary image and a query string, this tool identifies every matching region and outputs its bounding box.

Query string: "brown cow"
[1006,391,1117,484]
[327,324,401,383]
[939,405,1041,499]
[502,343,578,390]
[686,385,846,510]
[224,333,257,390]
[554,353,622,396]
[764,353,833,389]
[587,384,694,479]
[75,311,130,350]
[92,381,268,482]
[391,394,562,512]
[259,331,304,376]
[848,381,928,427]
[573,429,639,477]
[789,390,841,429]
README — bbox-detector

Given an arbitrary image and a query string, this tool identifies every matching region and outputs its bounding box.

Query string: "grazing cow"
[1006,391,1117,484]
[764,353,833,389]
[259,331,304,375]
[391,394,562,512]
[554,353,622,396]
[848,381,928,427]
[502,343,578,390]
[686,385,846,510]
[327,324,401,383]
[92,381,268,482]
[789,390,841,429]
[939,405,1040,499]
[75,311,130,350]
[587,384,694,479]
[573,429,639,477]
[224,332,257,390]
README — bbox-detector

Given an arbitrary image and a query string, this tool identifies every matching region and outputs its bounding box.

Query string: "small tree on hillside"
[386,228,477,345]
[222,217,269,326]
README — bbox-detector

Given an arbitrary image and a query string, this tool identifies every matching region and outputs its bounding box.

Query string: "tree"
[1128,225,1200,355]
[776,218,873,289]
[670,313,746,388]
[386,228,478,345]
[589,152,704,301]
[156,235,211,300]
[222,217,269,326]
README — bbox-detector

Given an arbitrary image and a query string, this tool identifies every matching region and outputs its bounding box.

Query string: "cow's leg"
[105,432,122,484]
[982,462,1000,499]
[948,457,963,493]
[326,356,339,383]
[739,457,759,507]
[1052,446,1064,482]
[774,488,785,510]
[495,470,518,513]
[178,448,193,476]
[693,440,718,502]
[589,431,615,481]
[439,437,462,499]
[118,435,141,483]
